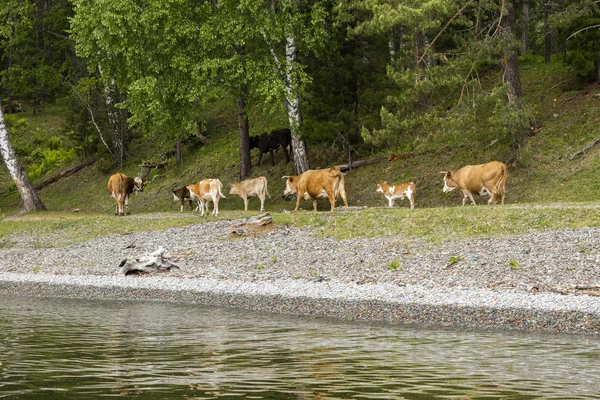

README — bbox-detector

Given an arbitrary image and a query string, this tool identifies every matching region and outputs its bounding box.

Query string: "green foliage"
[551,1,600,81]
[509,257,520,270]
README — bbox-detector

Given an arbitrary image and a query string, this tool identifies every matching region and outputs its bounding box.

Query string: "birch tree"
[0,107,46,212]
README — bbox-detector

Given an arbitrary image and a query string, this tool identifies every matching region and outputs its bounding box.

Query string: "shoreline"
[1,272,599,335]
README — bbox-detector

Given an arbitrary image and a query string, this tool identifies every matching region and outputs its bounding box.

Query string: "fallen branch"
[334,156,387,172]
[34,158,96,191]
[570,137,600,160]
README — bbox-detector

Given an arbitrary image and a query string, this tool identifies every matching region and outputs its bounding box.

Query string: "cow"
[249,128,291,166]
[172,186,194,212]
[441,161,507,206]
[229,176,270,212]
[283,166,348,212]
[107,173,145,216]
[376,181,416,209]
[186,179,226,216]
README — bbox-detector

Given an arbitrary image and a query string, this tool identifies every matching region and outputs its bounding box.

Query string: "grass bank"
[2,203,600,249]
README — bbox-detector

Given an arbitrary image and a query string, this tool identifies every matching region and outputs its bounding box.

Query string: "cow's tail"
[494,163,508,201]
[262,176,271,199]
[216,179,226,199]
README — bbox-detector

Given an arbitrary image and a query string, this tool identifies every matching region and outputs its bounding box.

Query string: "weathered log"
[119,246,181,276]
[230,212,274,236]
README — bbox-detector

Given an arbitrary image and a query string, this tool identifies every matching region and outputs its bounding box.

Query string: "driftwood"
[230,212,274,237]
[119,246,182,276]
[33,158,96,191]
[570,137,600,160]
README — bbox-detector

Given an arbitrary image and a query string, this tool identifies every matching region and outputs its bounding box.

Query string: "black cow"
[249,128,291,166]
[172,186,194,212]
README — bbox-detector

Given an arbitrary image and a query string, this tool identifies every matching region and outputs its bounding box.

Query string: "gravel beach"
[1,216,599,334]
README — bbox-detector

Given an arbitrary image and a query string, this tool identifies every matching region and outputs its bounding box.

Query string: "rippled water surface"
[1,295,599,399]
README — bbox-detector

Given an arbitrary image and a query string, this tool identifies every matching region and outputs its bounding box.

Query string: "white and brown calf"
[376,181,416,209]
[187,179,226,216]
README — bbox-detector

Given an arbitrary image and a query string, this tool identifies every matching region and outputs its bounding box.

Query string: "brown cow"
[187,179,226,216]
[283,167,348,212]
[107,173,145,216]
[441,161,507,206]
[229,176,270,211]
[376,181,416,209]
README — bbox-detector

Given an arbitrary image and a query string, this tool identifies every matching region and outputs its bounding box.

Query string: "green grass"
[2,203,599,249]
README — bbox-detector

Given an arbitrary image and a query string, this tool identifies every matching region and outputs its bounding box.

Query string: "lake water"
[1,295,599,399]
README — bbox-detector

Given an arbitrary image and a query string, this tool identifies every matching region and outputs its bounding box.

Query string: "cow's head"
[282,175,298,199]
[376,181,387,194]
[134,177,145,193]
[249,135,259,150]
[229,183,240,195]
[441,171,456,193]
[171,186,187,201]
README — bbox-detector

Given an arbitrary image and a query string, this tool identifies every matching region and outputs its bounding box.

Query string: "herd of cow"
[107,159,508,216]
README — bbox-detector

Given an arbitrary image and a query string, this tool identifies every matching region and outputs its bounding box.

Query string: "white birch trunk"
[98,65,124,168]
[0,108,46,212]
[284,35,310,174]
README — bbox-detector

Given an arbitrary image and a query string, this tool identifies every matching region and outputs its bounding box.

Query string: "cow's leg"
[408,194,414,209]
[180,202,184,213]
[313,199,318,212]
[114,199,119,216]
[293,194,302,212]
[243,195,249,211]
[270,149,275,166]
[125,195,130,215]
[326,188,336,212]
[258,194,265,212]
[212,197,219,216]
[257,151,263,166]
[388,197,394,207]
[462,190,476,206]
[284,146,290,163]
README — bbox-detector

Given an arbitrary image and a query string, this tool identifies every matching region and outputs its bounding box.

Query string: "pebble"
[0,220,599,335]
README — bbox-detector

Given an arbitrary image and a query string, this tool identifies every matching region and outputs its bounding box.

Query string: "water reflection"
[0,295,599,399]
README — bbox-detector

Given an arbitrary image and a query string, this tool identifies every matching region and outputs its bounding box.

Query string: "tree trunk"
[544,4,552,63]
[0,107,46,212]
[500,0,522,108]
[98,66,125,168]
[237,92,252,180]
[521,1,529,55]
[105,80,124,169]
[284,35,309,175]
